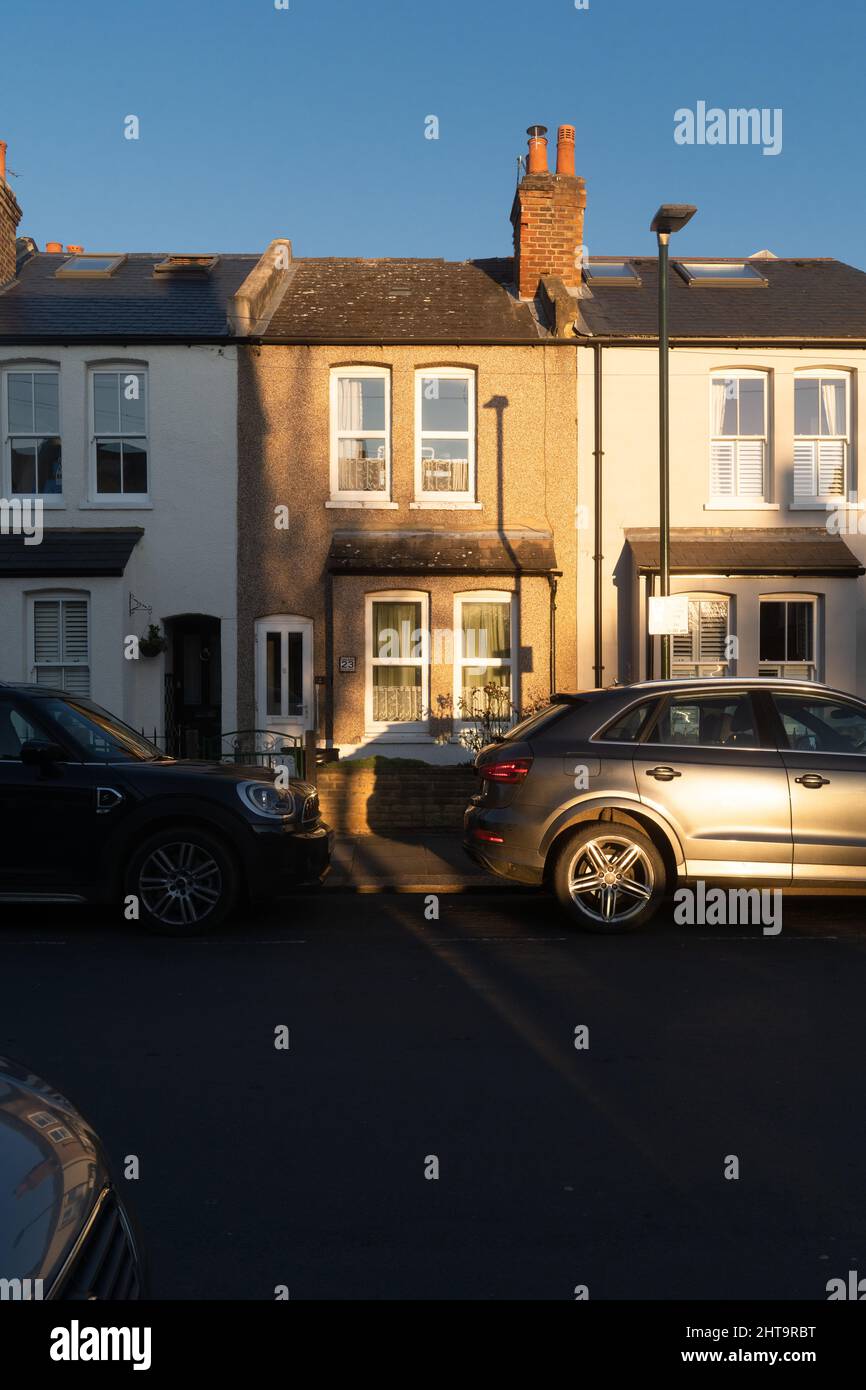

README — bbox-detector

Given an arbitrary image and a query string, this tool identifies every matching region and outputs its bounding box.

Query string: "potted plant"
[138,623,168,659]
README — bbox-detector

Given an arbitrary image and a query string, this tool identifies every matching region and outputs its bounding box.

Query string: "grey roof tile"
[264,257,540,342]
[578,258,866,340]
[0,527,143,576]
[0,253,256,341]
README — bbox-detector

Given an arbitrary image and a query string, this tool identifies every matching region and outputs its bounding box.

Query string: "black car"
[0,1056,143,1300]
[0,684,333,934]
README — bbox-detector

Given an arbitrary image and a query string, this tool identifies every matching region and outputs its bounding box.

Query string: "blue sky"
[3,0,865,265]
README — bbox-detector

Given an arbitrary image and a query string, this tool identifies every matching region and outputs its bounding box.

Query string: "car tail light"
[477,756,532,785]
[472,827,505,844]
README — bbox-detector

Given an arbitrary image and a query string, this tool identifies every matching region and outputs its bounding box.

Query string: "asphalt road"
[2,888,865,1300]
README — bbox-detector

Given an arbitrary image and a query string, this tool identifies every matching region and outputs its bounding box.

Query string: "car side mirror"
[20,741,67,767]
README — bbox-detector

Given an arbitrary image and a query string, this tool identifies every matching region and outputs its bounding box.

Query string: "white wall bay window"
[794,373,848,502]
[366,593,428,732]
[31,596,90,695]
[671,596,731,677]
[710,373,767,502]
[455,593,514,719]
[330,368,390,501]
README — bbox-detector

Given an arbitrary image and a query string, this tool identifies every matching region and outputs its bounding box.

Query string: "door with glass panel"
[255,617,313,742]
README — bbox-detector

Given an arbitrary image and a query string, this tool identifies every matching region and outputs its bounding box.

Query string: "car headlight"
[237,781,296,819]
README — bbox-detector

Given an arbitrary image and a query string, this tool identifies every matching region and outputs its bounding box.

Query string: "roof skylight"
[583,260,642,286]
[675,262,768,287]
[153,255,219,276]
[55,254,126,278]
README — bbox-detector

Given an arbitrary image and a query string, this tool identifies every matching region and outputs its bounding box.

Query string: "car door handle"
[646,766,682,781]
[794,774,830,789]
[96,787,124,814]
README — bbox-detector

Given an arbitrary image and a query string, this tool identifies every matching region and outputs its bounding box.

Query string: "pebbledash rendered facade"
[231,124,586,764]
[5,124,866,763]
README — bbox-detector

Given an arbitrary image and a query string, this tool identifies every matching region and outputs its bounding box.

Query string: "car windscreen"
[36,698,164,762]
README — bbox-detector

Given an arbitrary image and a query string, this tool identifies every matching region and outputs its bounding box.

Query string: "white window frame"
[453,590,516,728]
[758,592,819,681]
[670,592,733,678]
[89,363,149,504]
[2,364,64,505]
[708,370,769,504]
[365,590,429,738]
[27,591,91,695]
[415,367,476,503]
[793,369,850,505]
[328,367,392,505]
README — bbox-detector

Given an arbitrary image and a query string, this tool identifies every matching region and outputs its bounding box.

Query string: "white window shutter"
[698,600,728,662]
[817,440,845,497]
[63,666,91,696]
[710,441,735,496]
[737,440,765,497]
[794,441,817,498]
[33,598,90,695]
[673,601,698,663]
[61,600,89,662]
[34,601,61,663]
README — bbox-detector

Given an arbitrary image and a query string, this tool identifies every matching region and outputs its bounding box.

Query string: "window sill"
[788,500,851,510]
[79,499,154,510]
[410,500,482,510]
[704,501,779,511]
[364,728,428,741]
[7,497,66,509]
[325,499,399,510]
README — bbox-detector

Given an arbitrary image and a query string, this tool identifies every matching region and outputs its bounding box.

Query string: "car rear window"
[506,704,572,740]
[596,700,659,743]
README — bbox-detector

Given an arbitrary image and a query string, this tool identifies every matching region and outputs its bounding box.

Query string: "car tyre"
[125,826,239,936]
[552,822,665,933]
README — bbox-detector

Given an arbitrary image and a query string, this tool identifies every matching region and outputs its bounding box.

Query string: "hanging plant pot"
[139,624,167,659]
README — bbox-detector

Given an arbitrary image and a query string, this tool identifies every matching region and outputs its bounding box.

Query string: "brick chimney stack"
[511,124,586,300]
[0,141,23,287]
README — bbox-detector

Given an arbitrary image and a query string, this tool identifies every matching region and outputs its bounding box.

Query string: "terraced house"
[0,140,248,748]
[232,125,586,763]
[572,254,866,691]
[8,120,866,769]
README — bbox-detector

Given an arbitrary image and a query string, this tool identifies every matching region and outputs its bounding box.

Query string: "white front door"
[255,617,314,742]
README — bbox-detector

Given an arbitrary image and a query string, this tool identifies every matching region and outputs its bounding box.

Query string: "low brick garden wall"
[316,758,478,835]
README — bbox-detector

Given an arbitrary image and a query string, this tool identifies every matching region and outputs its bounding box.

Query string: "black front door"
[168,617,222,757]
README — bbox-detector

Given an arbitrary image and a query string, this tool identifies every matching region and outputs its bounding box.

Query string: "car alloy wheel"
[566,833,655,925]
[138,841,223,928]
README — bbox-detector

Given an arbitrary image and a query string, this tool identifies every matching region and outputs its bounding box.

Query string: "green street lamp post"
[650,204,697,677]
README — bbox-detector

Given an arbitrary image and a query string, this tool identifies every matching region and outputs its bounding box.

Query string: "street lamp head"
[650,204,697,236]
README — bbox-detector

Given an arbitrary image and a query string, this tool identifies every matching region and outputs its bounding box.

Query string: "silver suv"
[463,678,866,932]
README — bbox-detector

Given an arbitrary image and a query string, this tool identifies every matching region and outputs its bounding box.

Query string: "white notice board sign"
[648,594,689,636]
